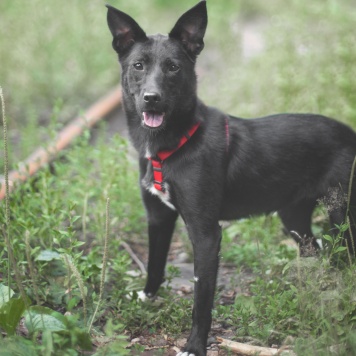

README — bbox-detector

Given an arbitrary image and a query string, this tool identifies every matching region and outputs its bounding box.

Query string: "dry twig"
[216,337,296,356]
[120,240,146,275]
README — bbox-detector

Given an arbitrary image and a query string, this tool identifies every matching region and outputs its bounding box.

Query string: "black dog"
[106,1,356,355]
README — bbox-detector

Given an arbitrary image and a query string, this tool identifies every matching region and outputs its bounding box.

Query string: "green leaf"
[322,235,333,242]
[41,330,54,356]
[66,296,80,311]
[289,284,298,294]
[92,338,130,356]
[0,284,14,307]
[24,307,92,351]
[71,215,81,223]
[57,230,71,237]
[234,295,256,313]
[0,336,37,356]
[36,250,61,261]
[25,306,67,333]
[0,297,26,335]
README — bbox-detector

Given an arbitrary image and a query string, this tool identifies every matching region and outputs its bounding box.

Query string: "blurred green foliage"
[1,0,356,128]
[0,0,115,122]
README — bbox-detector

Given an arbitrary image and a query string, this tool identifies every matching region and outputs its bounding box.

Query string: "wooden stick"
[216,337,295,356]
[121,240,147,275]
[0,85,122,200]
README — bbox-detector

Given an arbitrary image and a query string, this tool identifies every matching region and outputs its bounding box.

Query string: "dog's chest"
[142,162,176,210]
[139,123,201,211]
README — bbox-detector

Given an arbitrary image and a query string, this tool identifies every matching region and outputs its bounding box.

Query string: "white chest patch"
[143,179,176,211]
[145,146,152,159]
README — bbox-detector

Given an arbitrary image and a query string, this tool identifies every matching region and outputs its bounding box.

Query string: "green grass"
[1,0,356,354]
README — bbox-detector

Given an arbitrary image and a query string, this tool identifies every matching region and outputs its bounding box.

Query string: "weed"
[221,215,293,271]
[25,230,40,305]
[322,225,349,265]
[88,198,110,332]
[1,86,12,294]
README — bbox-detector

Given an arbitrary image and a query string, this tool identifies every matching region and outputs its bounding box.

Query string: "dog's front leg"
[141,189,178,298]
[179,223,222,356]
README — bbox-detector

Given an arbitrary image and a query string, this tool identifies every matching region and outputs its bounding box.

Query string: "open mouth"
[142,111,165,128]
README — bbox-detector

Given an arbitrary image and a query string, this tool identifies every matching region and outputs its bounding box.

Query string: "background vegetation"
[1,0,356,355]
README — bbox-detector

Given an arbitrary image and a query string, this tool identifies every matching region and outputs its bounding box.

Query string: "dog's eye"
[169,64,180,72]
[133,62,144,70]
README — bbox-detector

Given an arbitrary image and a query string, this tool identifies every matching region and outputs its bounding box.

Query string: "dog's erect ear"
[106,5,148,55]
[169,1,207,59]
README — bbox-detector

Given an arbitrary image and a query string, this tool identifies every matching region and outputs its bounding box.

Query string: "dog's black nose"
[143,92,161,103]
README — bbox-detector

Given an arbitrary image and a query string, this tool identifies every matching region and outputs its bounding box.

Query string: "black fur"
[106,2,356,355]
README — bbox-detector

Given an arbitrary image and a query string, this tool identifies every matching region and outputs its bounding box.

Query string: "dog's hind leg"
[142,190,178,298]
[278,200,319,256]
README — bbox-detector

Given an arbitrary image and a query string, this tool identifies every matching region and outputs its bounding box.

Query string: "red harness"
[148,122,200,192]
[147,117,230,193]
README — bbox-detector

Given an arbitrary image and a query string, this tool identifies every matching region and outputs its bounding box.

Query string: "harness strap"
[148,117,230,193]
[148,123,200,192]
[151,159,164,191]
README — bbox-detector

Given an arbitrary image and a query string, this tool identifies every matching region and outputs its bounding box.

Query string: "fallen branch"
[216,337,295,356]
[121,240,146,275]
[0,85,122,200]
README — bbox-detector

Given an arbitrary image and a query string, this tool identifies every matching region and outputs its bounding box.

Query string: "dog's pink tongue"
[143,112,164,127]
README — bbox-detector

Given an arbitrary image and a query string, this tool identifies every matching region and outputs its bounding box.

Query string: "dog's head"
[106,1,207,131]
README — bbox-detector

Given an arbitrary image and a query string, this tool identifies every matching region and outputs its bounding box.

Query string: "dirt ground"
[126,238,253,355]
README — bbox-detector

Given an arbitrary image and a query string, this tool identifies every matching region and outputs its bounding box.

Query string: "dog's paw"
[137,290,148,301]
[127,290,149,301]
[176,339,205,356]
